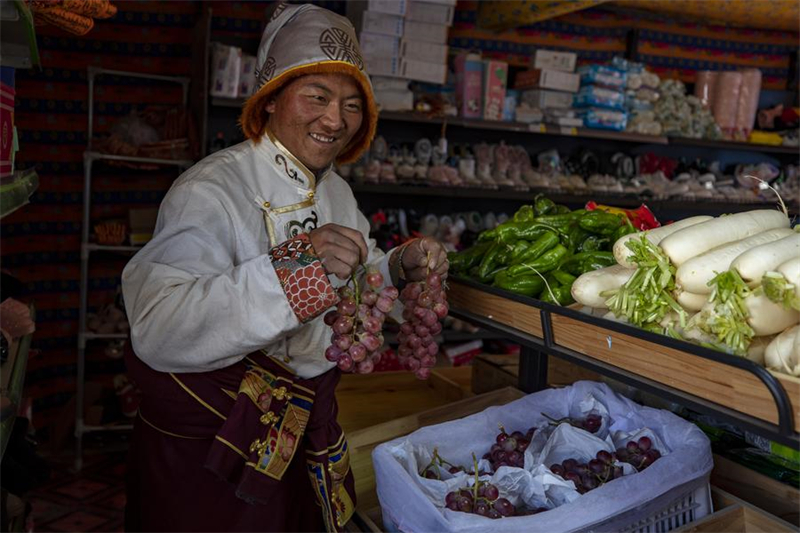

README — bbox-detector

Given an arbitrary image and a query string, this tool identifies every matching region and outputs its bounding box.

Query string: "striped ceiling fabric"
[478,0,800,31]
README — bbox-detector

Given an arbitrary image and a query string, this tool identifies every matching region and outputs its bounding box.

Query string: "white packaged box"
[374,89,414,111]
[403,19,449,44]
[360,32,401,58]
[209,43,241,98]
[401,38,448,63]
[520,89,573,109]
[368,0,407,16]
[406,1,455,24]
[400,57,447,84]
[238,54,257,98]
[362,10,404,37]
[534,49,578,72]
[366,55,402,78]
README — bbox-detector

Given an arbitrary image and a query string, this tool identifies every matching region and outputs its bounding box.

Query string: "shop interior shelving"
[0,308,34,461]
[75,67,193,471]
[446,277,800,449]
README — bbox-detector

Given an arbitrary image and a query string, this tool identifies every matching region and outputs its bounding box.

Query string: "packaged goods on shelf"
[515,69,580,93]
[514,104,543,124]
[367,0,406,15]
[373,381,712,532]
[361,31,400,58]
[455,53,483,119]
[520,89,573,110]
[406,1,455,24]
[482,60,508,121]
[209,43,241,98]
[577,108,627,131]
[362,10,404,36]
[533,49,577,73]
[401,58,447,85]
[712,71,743,138]
[573,85,626,111]
[404,19,449,44]
[694,70,717,108]
[366,55,402,78]
[401,38,448,64]
[735,69,762,141]
[501,90,517,122]
[655,79,721,139]
[577,64,627,89]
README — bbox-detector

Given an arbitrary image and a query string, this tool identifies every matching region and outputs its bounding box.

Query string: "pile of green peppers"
[448,195,636,305]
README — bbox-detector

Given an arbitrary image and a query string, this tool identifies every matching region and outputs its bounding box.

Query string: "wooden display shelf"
[471,353,601,394]
[675,487,796,532]
[446,278,799,447]
[550,313,800,431]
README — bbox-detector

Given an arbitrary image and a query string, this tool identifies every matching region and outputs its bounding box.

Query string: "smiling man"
[120,3,447,533]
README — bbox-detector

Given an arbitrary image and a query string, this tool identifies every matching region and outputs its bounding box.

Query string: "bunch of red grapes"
[543,412,602,434]
[482,425,536,470]
[445,481,547,519]
[549,450,623,494]
[324,269,397,374]
[396,271,449,380]
[614,436,661,471]
[420,449,472,480]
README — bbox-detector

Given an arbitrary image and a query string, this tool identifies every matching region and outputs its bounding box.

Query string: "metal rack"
[75,67,192,471]
[447,277,799,449]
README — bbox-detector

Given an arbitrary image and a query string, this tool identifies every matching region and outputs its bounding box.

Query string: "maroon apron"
[124,347,356,532]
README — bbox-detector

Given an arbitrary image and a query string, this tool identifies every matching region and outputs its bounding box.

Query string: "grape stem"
[472,452,479,502]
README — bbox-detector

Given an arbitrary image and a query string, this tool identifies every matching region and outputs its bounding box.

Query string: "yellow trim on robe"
[170,374,227,420]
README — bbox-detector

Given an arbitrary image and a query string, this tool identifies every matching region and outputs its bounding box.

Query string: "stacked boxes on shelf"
[574,62,629,131]
[515,50,581,127]
[453,53,511,122]
[359,0,455,85]
[209,43,257,99]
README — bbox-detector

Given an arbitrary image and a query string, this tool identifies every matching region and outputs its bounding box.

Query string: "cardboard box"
[520,89,573,109]
[400,38,447,63]
[238,54,257,98]
[483,59,508,121]
[365,55,402,78]
[515,68,580,93]
[374,89,414,112]
[455,52,482,118]
[368,0,407,16]
[406,1,455,24]
[403,19,449,44]
[209,43,241,98]
[533,49,577,72]
[362,10,404,37]
[360,31,400,58]
[400,58,447,84]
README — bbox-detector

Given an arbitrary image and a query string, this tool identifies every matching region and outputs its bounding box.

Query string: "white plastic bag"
[373,381,712,533]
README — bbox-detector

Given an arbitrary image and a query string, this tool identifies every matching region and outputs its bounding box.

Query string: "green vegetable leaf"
[761,271,800,312]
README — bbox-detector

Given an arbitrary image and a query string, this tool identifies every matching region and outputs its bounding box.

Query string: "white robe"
[121,135,393,378]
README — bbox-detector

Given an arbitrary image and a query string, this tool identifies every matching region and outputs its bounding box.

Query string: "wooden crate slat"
[550,314,800,429]
[448,283,543,338]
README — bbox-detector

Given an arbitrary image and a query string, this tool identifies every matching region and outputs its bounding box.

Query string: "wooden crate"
[711,454,800,527]
[347,386,525,511]
[675,487,796,532]
[550,314,800,430]
[447,281,543,337]
[471,353,602,394]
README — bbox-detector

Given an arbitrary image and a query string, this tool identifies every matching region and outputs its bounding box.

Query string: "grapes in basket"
[615,436,662,471]
[542,411,603,433]
[482,424,537,470]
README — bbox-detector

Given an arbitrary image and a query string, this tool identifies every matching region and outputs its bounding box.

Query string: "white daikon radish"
[675,228,794,294]
[778,257,800,299]
[745,292,800,336]
[613,216,712,267]
[571,265,635,308]
[659,210,790,267]
[731,232,800,284]
[745,335,774,366]
[764,326,800,376]
[675,290,708,312]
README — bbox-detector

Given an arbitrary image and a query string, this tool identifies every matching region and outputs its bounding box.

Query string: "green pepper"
[534,195,556,217]
[560,251,615,276]
[510,240,531,263]
[507,244,569,277]
[563,223,590,253]
[476,242,504,280]
[496,242,516,265]
[512,205,535,223]
[540,285,575,306]
[448,242,492,273]
[579,211,625,236]
[612,218,637,242]
[534,210,587,231]
[551,269,577,286]
[512,231,559,265]
[494,271,544,297]
[554,204,571,215]
[489,221,558,244]
[576,235,608,253]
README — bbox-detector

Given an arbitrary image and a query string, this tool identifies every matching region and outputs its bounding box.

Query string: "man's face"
[266,73,364,172]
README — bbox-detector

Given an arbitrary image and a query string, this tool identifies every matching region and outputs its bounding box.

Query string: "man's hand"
[309,224,368,280]
[401,237,449,282]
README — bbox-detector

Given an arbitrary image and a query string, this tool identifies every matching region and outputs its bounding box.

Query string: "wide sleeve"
[121,181,336,373]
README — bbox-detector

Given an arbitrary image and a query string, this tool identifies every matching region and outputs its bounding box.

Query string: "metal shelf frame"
[447,276,799,449]
[76,67,193,471]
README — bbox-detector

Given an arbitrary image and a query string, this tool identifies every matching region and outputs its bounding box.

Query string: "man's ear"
[265,97,277,114]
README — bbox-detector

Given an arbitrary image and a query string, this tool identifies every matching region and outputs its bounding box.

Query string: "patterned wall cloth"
[2,0,342,438]
[455,1,798,89]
